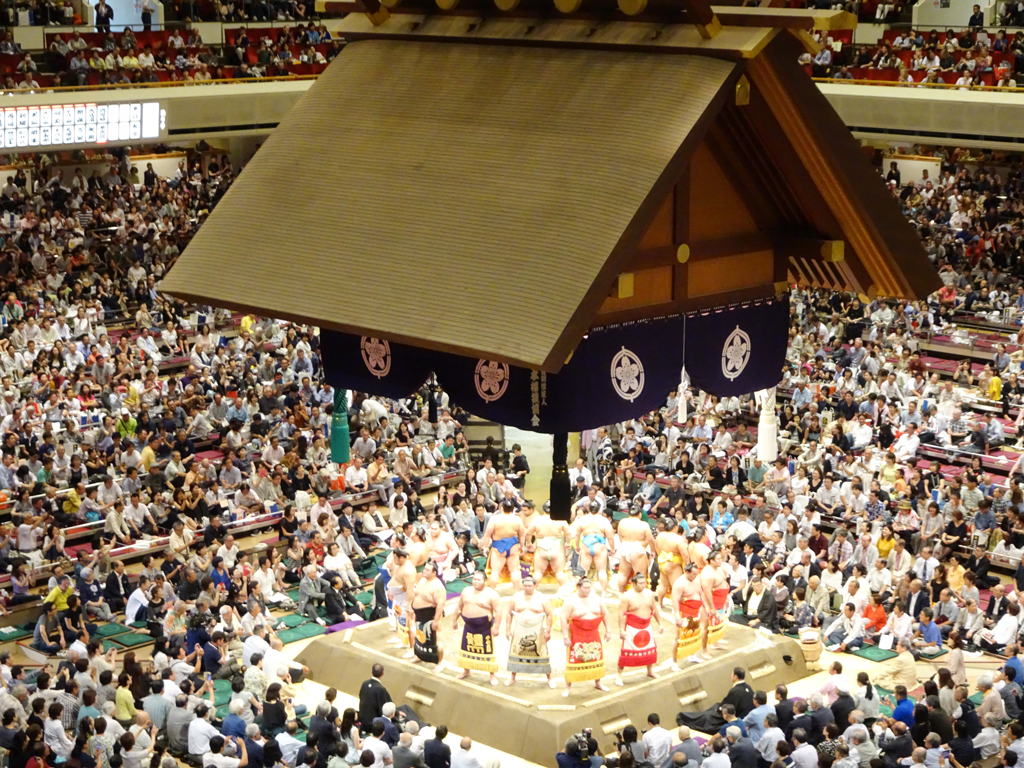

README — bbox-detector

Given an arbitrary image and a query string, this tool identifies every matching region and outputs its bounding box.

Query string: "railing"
[1,73,319,94]
[813,75,1022,91]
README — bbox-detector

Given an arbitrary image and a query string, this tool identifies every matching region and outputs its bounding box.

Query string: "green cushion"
[215,690,231,707]
[970,691,984,705]
[215,705,230,719]
[213,679,232,695]
[356,558,380,576]
[129,621,148,630]
[275,614,309,629]
[277,623,327,644]
[851,646,899,662]
[93,624,132,638]
[110,633,154,649]
[0,626,33,642]
[287,588,300,601]
[355,591,373,606]
[100,639,123,653]
[612,510,650,524]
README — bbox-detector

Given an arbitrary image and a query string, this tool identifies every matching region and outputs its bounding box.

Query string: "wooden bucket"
[800,638,822,663]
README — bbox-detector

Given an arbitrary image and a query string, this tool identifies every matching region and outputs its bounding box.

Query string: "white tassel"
[679,366,690,422]
[756,387,778,463]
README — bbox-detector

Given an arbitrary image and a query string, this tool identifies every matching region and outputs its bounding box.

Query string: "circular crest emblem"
[475,360,509,403]
[360,337,391,379]
[610,346,645,402]
[633,630,651,648]
[721,326,751,381]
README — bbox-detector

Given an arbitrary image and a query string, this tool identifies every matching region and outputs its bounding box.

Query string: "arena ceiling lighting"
[0,101,165,149]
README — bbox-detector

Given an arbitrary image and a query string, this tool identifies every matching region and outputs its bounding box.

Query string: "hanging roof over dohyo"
[161,5,941,374]
[161,42,738,370]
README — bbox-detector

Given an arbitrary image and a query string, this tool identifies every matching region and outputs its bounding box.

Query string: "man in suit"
[424,725,451,768]
[808,694,835,745]
[904,580,929,626]
[373,703,401,748]
[787,563,810,595]
[734,579,778,633]
[662,727,703,768]
[741,542,763,574]
[877,721,914,768]
[298,564,330,626]
[393,733,428,768]
[966,545,999,590]
[676,667,755,733]
[985,583,1010,629]
[724,726,757,766]
[104,559,129,613]
[785,699,813,741]
[774,685,795,734]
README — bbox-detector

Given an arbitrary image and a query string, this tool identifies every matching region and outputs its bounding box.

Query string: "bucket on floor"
[798,627,822,663]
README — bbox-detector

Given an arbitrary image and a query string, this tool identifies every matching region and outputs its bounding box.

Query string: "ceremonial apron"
[676,598,704,658]
[565,616,605,682]
[618,613,657,668]
[507,610,551,675]
[459,615,498,672]
[413,606,439,664]
[707,587,730,645]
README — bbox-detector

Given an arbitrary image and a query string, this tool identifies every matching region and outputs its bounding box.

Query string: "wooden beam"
[747,34,940,300]
[673,174,689,245]
[630,232,842,271]
[682,0,722,38]
[777,236,844,263]
[538,58,742,374]
[594,283,780,326]
[704,120,781,233]
[318,0,854,24]
[318,0,389,20]
[737,76,874,296]
[713,6,856,28]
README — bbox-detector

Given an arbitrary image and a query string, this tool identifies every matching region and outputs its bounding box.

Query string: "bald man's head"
[461,738,472,751]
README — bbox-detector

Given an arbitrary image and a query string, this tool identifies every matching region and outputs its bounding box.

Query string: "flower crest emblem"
[721,326,751,381]
[360,337,391,379]
[474,360,510,403]
[610,347,645,402]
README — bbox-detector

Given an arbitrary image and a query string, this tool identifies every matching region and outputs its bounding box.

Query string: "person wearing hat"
[116,408,137,438]
[572,474,588,503]
[0,389,18,418]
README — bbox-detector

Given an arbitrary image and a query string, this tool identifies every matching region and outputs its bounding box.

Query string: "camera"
[573,729,593,760]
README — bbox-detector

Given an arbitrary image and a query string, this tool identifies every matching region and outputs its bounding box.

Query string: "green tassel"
[331,388,350,464]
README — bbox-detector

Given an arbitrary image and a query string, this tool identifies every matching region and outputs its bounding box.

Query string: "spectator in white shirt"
[362,721,394,768]
[217,535,241,570]
[345,456,368,493]
[641,714,673,767]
